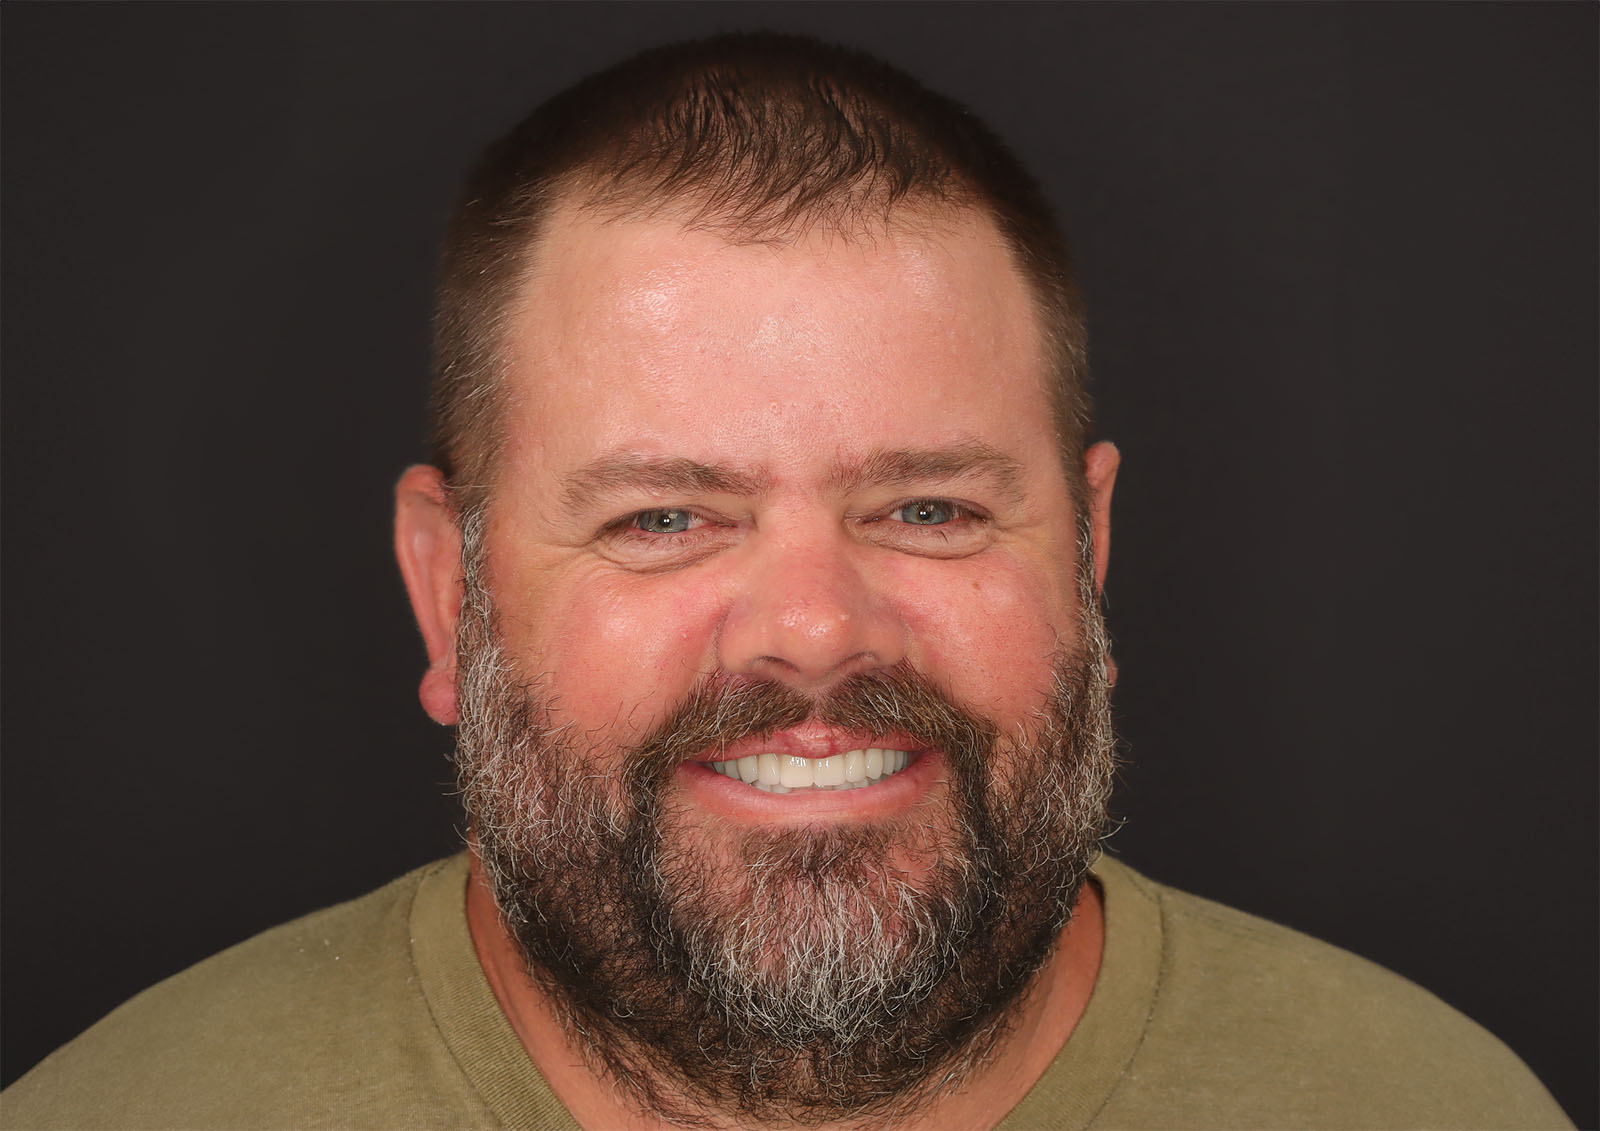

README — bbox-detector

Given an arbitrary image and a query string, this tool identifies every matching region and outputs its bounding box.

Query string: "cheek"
[514,574,726,743]
[887,556,1069,724]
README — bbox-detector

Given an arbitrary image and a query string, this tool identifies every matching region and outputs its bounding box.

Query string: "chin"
[655,793,972,970]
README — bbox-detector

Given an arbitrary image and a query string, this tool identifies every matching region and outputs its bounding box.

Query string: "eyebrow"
[562,454,772,512]
[562,440,1026,513]
[830,441,1026,502]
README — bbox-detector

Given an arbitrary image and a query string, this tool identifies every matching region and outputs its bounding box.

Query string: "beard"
[452,512,1119,1127]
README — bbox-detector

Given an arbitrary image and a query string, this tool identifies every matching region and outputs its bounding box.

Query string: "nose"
[717,528,905,690]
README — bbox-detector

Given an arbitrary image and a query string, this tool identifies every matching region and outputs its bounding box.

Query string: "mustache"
[618,662,1001,804]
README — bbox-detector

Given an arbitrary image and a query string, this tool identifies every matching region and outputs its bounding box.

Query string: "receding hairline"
[561,142,980,246]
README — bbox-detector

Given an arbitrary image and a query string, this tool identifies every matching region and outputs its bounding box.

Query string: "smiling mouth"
[705,749,915,794]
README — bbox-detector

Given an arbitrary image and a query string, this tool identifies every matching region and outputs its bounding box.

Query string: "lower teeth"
[749,779,873,794]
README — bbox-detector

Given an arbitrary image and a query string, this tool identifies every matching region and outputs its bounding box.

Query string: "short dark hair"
[430,32,1090,515]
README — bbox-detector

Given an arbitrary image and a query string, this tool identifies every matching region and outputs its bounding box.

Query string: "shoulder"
[1092,856,1571,1130]
[1,856,491,1130]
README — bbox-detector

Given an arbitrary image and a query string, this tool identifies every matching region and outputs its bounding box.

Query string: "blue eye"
[635,509,693,533]
[895,500,957,525]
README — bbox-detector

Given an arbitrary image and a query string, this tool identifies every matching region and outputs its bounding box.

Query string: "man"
[2,33,1570,1130]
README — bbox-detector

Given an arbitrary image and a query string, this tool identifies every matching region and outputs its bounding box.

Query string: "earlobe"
[394,465,464,725]
[1082,441,1120,596]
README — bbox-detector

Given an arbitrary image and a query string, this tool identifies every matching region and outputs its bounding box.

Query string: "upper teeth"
[708,749,911,793]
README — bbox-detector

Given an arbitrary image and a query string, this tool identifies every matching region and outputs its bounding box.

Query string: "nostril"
[747,650,883,689]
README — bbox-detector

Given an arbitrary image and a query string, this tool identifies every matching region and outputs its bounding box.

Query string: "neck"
[465,850,1104,1131]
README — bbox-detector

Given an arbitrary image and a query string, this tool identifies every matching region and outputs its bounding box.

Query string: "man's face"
[485,202,1084,798]
[447,201,1114,1119]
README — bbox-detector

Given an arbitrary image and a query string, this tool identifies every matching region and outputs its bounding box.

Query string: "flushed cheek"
[507,575,726,743]
[891,558,1069,725]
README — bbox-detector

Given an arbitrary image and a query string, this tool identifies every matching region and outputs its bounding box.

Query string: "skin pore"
[395,198,1120,1129]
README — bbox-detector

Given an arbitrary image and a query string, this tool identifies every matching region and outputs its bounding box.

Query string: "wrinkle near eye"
[857,498,994,559]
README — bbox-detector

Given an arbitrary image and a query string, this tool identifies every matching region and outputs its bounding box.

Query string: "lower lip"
[677,751,943,823]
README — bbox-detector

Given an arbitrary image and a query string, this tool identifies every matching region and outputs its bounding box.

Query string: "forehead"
[499,200,1057,485]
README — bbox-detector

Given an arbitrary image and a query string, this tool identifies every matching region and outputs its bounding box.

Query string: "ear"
[1083,441,1120,596]
[1082,441,1120,684]
[395,465,464,725]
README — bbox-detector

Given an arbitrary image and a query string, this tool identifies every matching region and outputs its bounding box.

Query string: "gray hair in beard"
[452,506,1119,1127]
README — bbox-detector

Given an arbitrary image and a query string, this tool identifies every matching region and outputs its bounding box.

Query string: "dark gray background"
[3,3,1595,1124]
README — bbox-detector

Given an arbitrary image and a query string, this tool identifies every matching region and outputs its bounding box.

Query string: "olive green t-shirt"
[1,854,1571,1129]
